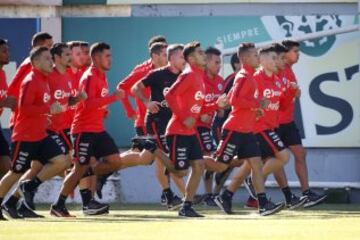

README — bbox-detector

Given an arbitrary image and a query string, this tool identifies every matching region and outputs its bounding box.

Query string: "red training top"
[278,64,297,124]
[0,69,8,116]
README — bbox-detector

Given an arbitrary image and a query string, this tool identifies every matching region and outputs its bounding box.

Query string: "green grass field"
[1,204,360,240]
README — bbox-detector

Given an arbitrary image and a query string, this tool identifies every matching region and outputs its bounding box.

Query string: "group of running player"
[0,32,326,220]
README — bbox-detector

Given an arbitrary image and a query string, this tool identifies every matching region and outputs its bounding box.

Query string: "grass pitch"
[1,204,360,240]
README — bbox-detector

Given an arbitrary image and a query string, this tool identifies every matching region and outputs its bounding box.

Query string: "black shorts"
[197,127,217,153]
[0,129,10,157]
[11,136,64,173]
[216,130,261,165]
[166,134,203,170]
[72,131,119,165]
[61,128,73,150]
[146,119,168,153]
[135,126,147,137]
[276,121,302,147]
[47,130,70,155]
[256,130,286,159]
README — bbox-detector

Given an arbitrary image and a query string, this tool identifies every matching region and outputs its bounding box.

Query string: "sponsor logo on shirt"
[43,93,50,103]
[54,89,72,100]
[263,88,282,98]
[194,91,205,101]
[204,93,222,103]
[190,104,202,114]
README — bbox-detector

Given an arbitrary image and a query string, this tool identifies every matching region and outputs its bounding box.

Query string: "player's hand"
[113,89,125,100]
[183,117,195,129]
[216,93,229,108]
[259,97,270,109]
[217,109,225,118]
[200,114,212,123]
[146,101,161,114]
[4,97,17,110]
[77,91,88,101]
[50,102,63,114]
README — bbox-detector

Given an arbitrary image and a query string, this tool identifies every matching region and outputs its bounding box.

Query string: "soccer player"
[7,32,53,130]
[200,47,226,206]
[210,43,284,216]
[0,39,15,178]
[277,40,326,207]
[132,44,186,210]
[163,41,208,217]
[0,47,66,220]
[80,41,91,69]
[50,42,157,217]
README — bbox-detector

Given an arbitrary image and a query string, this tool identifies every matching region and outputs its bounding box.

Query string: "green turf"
[1,204,360,240]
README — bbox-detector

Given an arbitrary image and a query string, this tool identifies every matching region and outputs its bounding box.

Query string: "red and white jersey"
[0,69,8,116]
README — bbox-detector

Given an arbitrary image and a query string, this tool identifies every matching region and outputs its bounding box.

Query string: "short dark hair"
[80,41,89,47]
[150,42,168,56]
[205,47,221,57]
[90,42,111,57]
[259,45,277,55]
[183,41,201,62]
[167,44,184,61]
[272,43,288,54]
[237,42,255,58]
[148,35,167,48]
[230,53,240,71]
[30,46,49,63]
[32,32,52,48]
[0,39,7,47]
[67,41,81,49]
[282,40,300,49]
[50,43,69,59]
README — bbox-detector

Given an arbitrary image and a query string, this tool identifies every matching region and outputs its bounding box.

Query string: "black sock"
[183,201,192,209]
[282,187,293,203]
[56,194,68,207]
[80,189,92,206]
[257,193,267,208]
[303,189,310,196]
[0,197,3,206]
[26,177,42,191]
[222,189,234,199]
[163,188,173,201]
[6,195,19,207]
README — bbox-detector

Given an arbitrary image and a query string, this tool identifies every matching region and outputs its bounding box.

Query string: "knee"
[177,170,188,178]
[277,150,290,165]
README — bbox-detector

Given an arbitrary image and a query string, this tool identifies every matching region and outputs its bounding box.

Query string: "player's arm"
[7,63,32,98]
[0,97,16,109]
[229,77,259,109]
[68,91,87,106]
[19,81,51,116]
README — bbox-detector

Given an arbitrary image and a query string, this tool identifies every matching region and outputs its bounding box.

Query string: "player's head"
[148,35,167,49]
[67,41,84,69]
[282,40,300,65]
[90,42,112,71]
[150,42,168,68]
[237,42,259,69]
[30,46,53,74]
[50,43,72,68]
[167,44,185,72]
[272,42,288,72]
[259,45,278,74]
[80,41,91,67]
[32,32,53,49]
[0,39,10,66]
[205,46,221,77]
[230,53,240,72]
[183,41,206,68]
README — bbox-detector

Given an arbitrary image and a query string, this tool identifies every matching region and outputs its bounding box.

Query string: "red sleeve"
[7,63,32,97]
[117,69,146,118]
[229,77,259,109]
[19,81,49,116]
[81,77,117,110]
[280,86,297,110]
[165,74,191,122]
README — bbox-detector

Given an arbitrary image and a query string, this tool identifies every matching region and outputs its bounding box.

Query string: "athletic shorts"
[11,135,64,173]
[216,130,261,164]
[72,131,119,165]
[47,130,71,155]
[276,121,302,147]
[0,128,10,157]
[256,130,286,159]
[196,127,217,153]
[166,134,203,170]
[146,119,168,153]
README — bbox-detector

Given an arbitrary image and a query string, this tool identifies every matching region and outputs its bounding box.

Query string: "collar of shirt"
[90,65,106,81]
[189,64,205,75]
[241,64,256,76]
[259,68,276,82]
[32,68,49,82]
